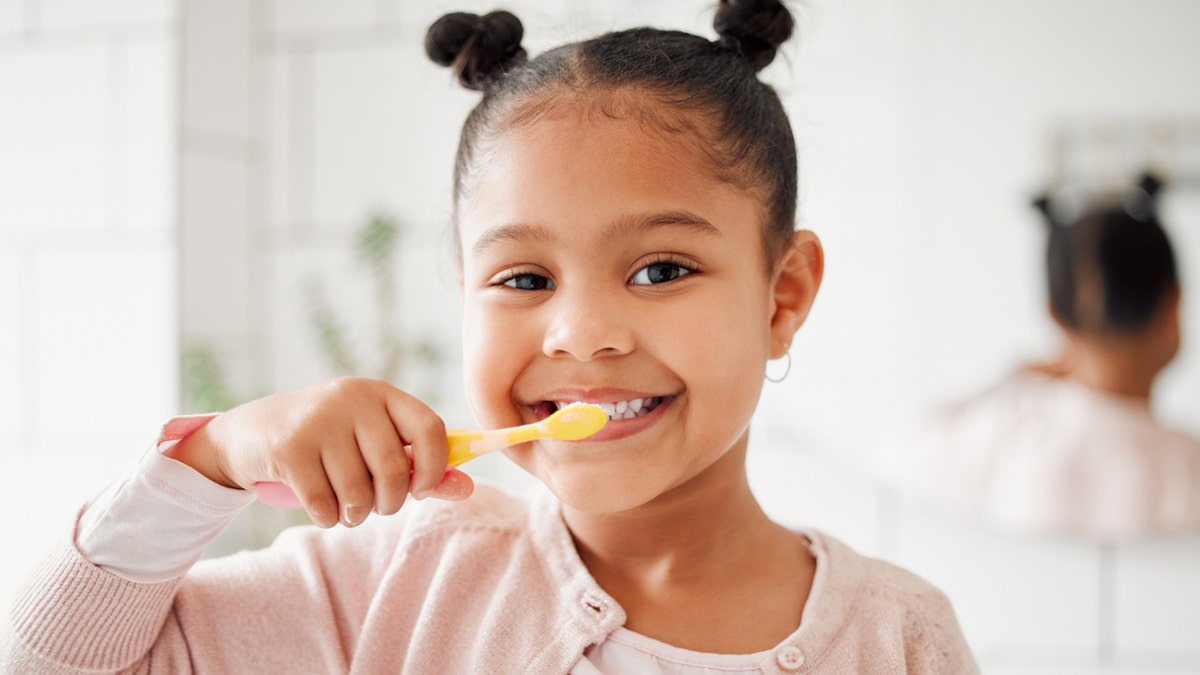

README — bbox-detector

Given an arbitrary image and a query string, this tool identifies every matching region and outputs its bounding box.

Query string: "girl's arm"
[5,378,471,673]
[6,496,404,674]
[74,415,254,583]
[6,429,248,674]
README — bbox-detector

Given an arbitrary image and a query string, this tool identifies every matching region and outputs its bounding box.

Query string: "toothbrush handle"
[254,428,511,509]
[254,481,306,509]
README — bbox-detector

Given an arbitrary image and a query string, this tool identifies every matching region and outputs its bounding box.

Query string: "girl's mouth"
[533,397,665,422]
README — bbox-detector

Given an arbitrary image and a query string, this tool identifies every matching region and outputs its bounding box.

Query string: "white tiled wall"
[32,246,176,454]
[1114,537,1200,655]
[0,44,111,232]
[260,50,305,234]
[0,0,179,609]
[0,251,22,437]
[176,0,257,408]
[181,0,250,137]
[119,37,176,231]
[264,0,376,37]
[38,0,174,30]
[0,2,25,34]
[180,154,251,340]
[309,43,468,230]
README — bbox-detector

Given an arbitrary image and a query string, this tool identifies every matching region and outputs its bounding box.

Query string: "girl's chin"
[539,471,665,516]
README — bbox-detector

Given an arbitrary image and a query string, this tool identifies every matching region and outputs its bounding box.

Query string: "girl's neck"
[561,435,816,653]
[562,438,775,579]
[1054,338,1159,400]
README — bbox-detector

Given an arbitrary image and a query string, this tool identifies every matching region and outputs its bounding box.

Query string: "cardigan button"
[580,591,608,616]
[776,644,805,671]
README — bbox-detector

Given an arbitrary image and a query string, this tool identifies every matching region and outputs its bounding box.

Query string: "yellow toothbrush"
[444,403,608,465]
[255,404,608,509]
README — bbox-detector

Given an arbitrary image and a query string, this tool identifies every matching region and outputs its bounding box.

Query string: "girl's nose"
[541,292,635,361]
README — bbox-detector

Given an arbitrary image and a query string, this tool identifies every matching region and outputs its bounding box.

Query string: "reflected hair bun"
[425,10,526,91]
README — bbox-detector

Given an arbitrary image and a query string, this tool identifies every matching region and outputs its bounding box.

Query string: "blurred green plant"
[303,212,444,395]
[178,211,446,543]
[180,344,312,544]
[181,344,241,414]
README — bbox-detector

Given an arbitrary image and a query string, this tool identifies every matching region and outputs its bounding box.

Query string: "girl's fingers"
[383,391,449,499]
[244,380,457,525]
[282,458,341,528]
[320,439,376,527]
[354,419,412,516]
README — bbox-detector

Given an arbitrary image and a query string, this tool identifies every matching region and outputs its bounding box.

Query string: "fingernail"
[342,504,366,527]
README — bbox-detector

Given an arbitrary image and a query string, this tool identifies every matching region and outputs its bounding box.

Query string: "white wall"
[0,0,179,607]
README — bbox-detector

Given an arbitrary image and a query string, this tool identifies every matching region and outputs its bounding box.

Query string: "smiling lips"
[553,397,664,421]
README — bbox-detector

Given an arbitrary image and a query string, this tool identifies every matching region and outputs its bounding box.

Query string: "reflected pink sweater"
[6,482,976,674]
[875,370,1200,537]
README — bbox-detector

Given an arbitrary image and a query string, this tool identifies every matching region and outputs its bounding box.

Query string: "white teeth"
[558,397,657,421]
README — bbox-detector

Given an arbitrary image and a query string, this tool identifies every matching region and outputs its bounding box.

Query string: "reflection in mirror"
[874,172,1200,537]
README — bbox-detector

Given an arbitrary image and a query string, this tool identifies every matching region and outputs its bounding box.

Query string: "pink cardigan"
[6,484,976,674]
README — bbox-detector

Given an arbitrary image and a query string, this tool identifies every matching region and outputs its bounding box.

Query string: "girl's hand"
[165,377,473,528]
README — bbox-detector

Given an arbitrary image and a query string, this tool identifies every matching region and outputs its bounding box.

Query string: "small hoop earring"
[764,352,792,383]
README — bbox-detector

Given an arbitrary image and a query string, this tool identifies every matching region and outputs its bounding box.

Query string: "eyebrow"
[470,210,721,256]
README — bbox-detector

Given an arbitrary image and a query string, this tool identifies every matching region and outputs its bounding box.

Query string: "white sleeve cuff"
[76,415,257,583]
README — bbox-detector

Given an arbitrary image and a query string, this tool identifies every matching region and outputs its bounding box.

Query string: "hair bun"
[1124,171,1166,222]
[1031,194,1062,229]
[1137,171,1164,200]
[425,10,526,91]
[714,0,795,71]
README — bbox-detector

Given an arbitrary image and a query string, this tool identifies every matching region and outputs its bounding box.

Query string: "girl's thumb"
[430,468,475,501]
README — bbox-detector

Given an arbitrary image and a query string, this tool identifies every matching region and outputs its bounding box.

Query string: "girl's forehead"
[463,121,741,234]
[481,88,743,184]
[457,96,765,252]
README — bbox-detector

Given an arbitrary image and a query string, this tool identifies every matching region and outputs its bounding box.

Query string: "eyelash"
[495,268,554,291]
[491,254,699,291]
[628,254,697,286]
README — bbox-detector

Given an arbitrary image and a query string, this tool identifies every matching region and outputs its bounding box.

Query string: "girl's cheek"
[462,302,525,427]
[461,299,492,417]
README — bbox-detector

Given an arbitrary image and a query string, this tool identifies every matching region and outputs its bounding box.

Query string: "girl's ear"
[769,230,823,359]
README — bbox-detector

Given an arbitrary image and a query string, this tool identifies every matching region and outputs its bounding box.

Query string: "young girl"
[6,3,976,673]
[875,174,1199,537]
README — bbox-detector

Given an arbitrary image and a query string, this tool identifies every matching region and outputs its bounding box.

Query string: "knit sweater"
[6,483,976,674]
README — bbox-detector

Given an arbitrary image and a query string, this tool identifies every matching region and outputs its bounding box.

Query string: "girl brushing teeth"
[8,2,976,672]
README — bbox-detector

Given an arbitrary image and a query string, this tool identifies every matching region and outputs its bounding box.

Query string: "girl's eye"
[630,262,692,286]
[503,273,555,291]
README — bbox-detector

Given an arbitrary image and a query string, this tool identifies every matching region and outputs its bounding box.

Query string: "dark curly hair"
[425,1,799,270]
[1033,173,1179,334]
